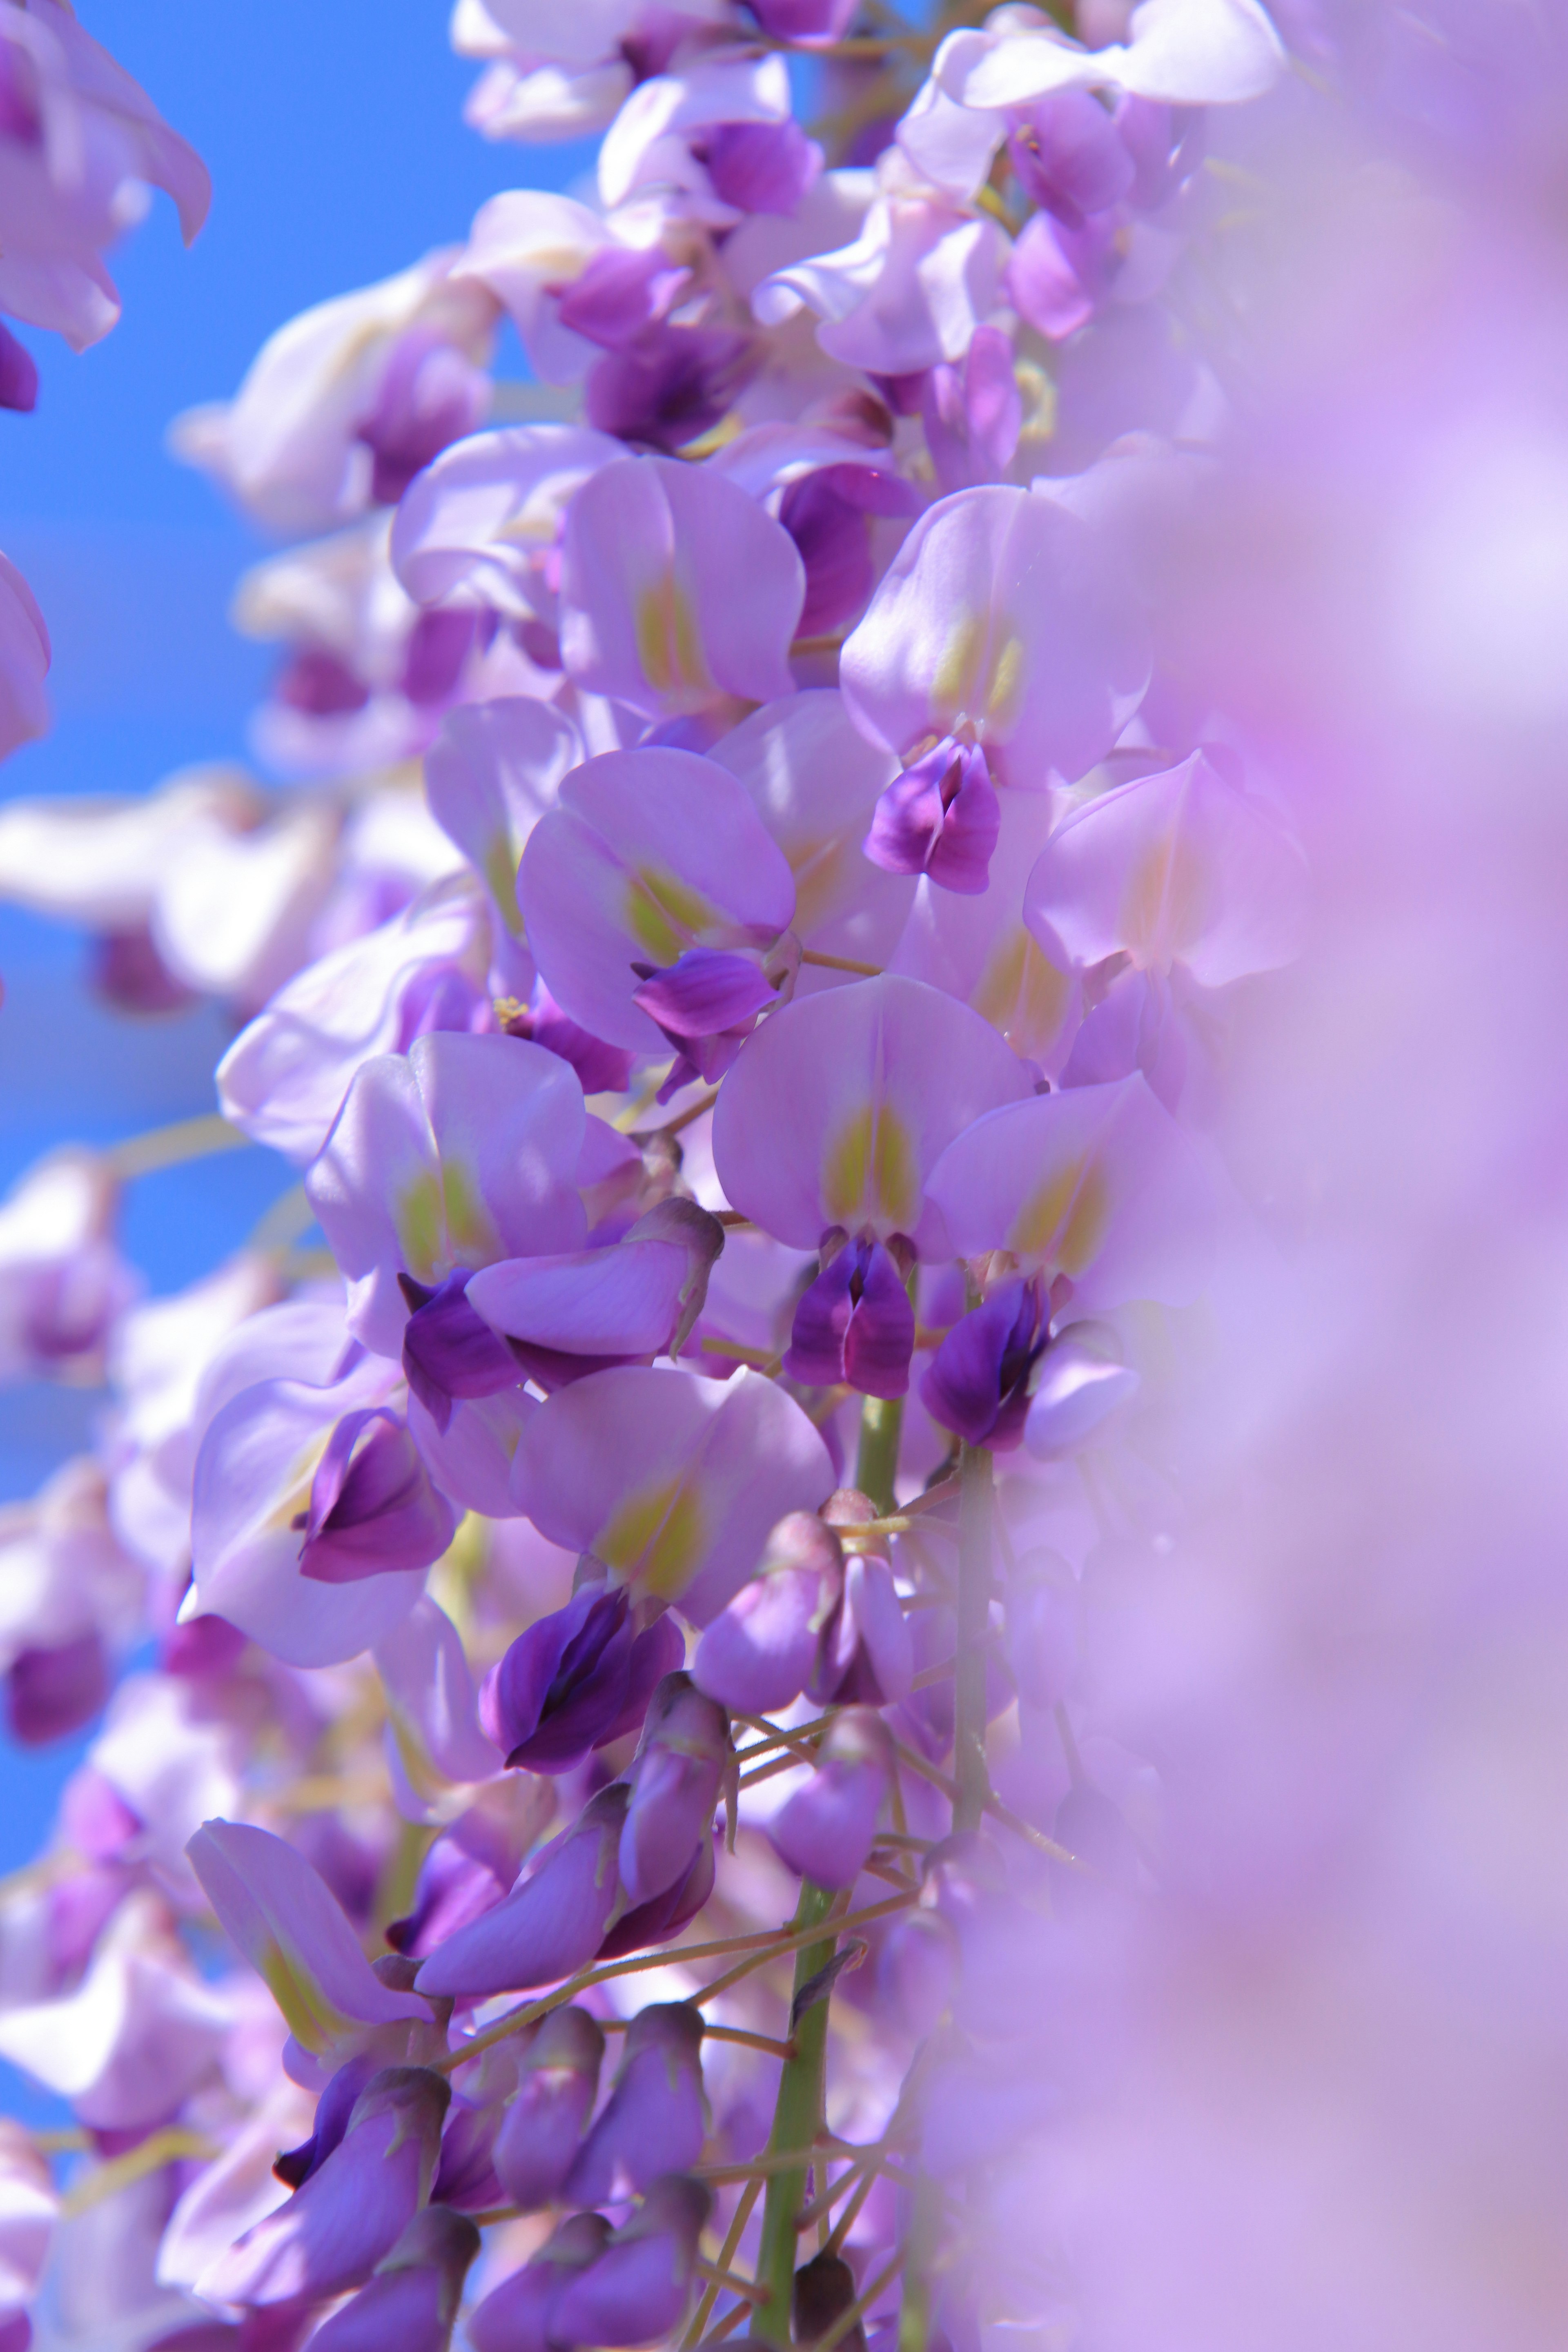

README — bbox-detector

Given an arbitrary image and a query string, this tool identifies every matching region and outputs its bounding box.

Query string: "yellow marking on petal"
[396,1170,445,1284]
[484,835,521,934]
[597,1474,706,1601]
[822,1102,918,1234]
[984,633,1025,734]
[974,927,1075,1061]
[1120,822,1209,970]
[441,1158,499,1265]
[624,863,722,962]
[1011,1154,1111,1275]
[931,611,987,724]
[635,573,710,701]
[258,1943,336,2053]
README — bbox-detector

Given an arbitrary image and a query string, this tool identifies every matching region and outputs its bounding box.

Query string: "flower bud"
[564,2003,707,2207]
[692,1512,841,1714]
[469,2211,612,2352]
[305,2203,480,2351]
[416,1784,629,2001]
[770,1707,893,1890]
[547,2173,712,2349]
[492,2005,605,2211]
[618,1673,731,1908]
[197,2066,450,2309]
[479,1581,682,1773]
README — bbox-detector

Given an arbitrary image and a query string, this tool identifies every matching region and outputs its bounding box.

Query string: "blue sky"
[0,4,587,1878]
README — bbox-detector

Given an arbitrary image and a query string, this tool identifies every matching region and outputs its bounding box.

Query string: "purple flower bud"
[547,2173,712,2349]
[702,119,822,217]
[795,2250,867,2352]
[468,2212,612,2352]
[863,739,1001,895]
[197,2067,450,2308]
[305,2204,480,2352]
[415,1784,630,2001]
[618,1673,731,1908]
[920,1278,1049,1451]
[564,2004,707,2207]
[492,2005,605,2211]
[785,1238,915,1401]
[398,1271,521,1432]
[770,1707,893,1890]
[479,1581,683,1774]
[294,1407,459,1584]
[693,1513,842,1713]
[5,1631,108,1745]
[596,1824,715,1961]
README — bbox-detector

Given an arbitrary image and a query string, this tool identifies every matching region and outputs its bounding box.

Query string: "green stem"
[953,1441,993,1835]
[751,1881,838,2343]
[896,2174,942,2352]
[855,1391,905,1515]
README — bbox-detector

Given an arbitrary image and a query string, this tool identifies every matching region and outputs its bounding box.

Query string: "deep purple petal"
[840,1241,915,1400]
[400,1272,522,1430]
[563,2005,706,2207]
[782,1248,856,1388]
[631,947,777,1041]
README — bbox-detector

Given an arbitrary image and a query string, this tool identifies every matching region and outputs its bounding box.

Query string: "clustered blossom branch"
[0,1,1324,2348]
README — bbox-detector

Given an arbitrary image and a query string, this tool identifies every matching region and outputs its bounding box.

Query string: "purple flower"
[920,327,1023,497]
[617,1673,732,1908]
[1024,749,1310,985]
[492,2005,606,2211]
[920,1277,1049,1451]
[840,481,1150,789]
[771,1706,893,1890]
[415,1784,629,2001]
[547,2173,711,2348]
[295,1407,459,1582]
[711,973,1033,1271]
[866,736,1003,897]
[196,2067,450,2308]
[478,1579,682,1773]
[468,2211,612,2352]
[559,454,803,721]
[924,1074,1217,1312]
[785,1236,917,1401]
[386,1781,550,1959]
[187,1820,433,2064]
[564,2003,707,2207]
[517,744,796,1067]
[287,2202,479,2352]
[514,1364,834,1626]
[693,1512,842,1715]
[595,1827,715,1960]
[305,1029,588,1362]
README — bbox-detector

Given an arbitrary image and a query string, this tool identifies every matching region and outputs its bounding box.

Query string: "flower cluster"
[8,2,1553,2350]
